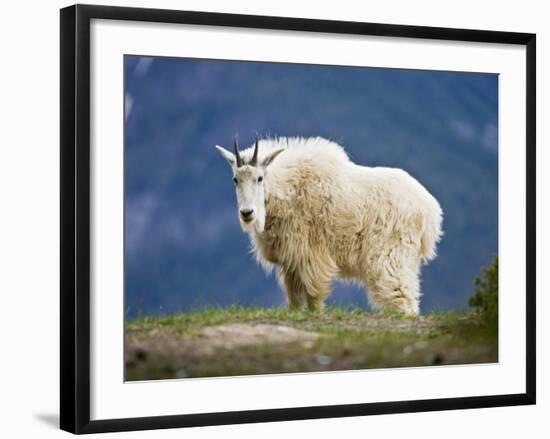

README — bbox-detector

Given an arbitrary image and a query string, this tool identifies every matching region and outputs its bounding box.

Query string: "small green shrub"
[469,256,498,331]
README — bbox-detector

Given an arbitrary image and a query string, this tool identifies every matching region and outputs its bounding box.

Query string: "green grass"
[125,306,498,381]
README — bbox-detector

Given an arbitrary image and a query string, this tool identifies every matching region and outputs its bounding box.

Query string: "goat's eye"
[258,176,263,183]
[233,177,238,185]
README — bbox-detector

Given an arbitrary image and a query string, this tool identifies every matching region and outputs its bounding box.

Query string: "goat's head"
[215,137,284,233]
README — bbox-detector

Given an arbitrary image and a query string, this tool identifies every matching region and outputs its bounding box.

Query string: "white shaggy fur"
[216,136,443,315]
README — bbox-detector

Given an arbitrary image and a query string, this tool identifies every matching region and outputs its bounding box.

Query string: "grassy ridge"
[125,307,497,381]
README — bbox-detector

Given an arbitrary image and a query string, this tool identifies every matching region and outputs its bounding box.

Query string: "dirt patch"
[198,323,319,348]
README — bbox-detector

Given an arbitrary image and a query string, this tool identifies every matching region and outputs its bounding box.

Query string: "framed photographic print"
[60,4,536,434]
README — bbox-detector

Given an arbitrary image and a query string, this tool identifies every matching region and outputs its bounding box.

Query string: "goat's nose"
[240,209,254,219]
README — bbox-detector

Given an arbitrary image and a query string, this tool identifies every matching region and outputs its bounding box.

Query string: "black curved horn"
[234,137,243,167]
[250,138,259,166]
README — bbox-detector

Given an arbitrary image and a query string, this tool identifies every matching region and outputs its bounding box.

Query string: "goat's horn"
[234,137,243,167]
[250,137,259,166]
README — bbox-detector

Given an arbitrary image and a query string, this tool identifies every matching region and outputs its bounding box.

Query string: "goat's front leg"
[300,256,337,312]
[279,268,307,310]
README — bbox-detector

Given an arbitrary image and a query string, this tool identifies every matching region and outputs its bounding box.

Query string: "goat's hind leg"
[367,271,420,315]
[366,249,421,316]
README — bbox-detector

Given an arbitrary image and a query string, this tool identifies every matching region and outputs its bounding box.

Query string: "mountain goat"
[215,136,442,315]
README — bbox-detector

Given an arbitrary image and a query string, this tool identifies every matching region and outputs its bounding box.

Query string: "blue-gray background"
[124,55,498,317]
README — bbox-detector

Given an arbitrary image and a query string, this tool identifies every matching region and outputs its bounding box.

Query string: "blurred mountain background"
[124,55,498,317]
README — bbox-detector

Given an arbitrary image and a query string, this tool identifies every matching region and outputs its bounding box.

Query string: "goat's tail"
[420,202,443,263]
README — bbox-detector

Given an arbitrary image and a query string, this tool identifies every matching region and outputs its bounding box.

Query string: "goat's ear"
[262,148,284,168]
[215,145,236,166]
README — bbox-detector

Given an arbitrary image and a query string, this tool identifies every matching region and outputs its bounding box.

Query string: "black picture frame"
[60,4,536,434]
